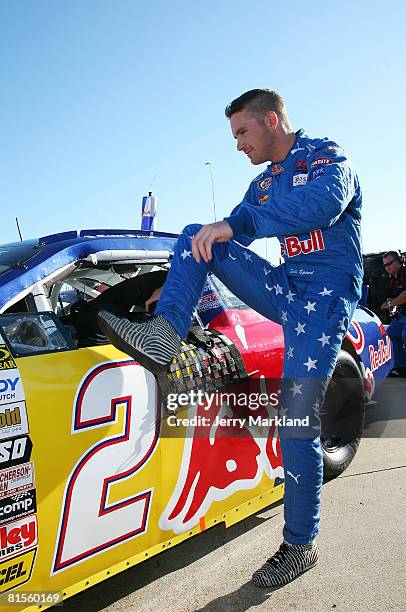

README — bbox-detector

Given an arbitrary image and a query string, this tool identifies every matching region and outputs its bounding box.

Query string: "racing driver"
[98,89,363,587]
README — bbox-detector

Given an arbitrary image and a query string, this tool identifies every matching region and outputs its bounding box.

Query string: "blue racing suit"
[156,129,363,545]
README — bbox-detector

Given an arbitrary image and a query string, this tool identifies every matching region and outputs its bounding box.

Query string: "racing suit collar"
[267,129,306,171]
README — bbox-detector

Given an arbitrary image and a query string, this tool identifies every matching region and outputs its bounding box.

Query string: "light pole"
[205,162,217,222]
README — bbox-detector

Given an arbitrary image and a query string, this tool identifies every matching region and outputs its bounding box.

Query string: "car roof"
[0,229,179,311]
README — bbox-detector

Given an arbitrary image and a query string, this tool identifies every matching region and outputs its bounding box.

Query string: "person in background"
[382,251,406,371]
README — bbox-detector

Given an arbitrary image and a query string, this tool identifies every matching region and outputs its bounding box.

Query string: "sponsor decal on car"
[0,347,16,371]
[0,374,25,405]
[0,463,35,499]
[197,293,222,313]
[0,490,36,525]
[0,403,29,440]
[311,157,333,167]
[369,336,392,372]
[258,177,272,190]
[0,437,32,469]
[0,514,38,560]
[0,548,37,593]
[346,318,393,399]
[280,230,325,257]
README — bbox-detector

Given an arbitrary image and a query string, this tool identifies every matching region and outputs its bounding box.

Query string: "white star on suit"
[181,249,192,260]
[281,311,288,322]
[304,356,318,371]
[263,267,272,275]
[304,301,316,315]
[295,322,306,335]
[317,333,331,347]
[274,284,283,295]
[319,287,333,296]
[287,346,294,358]
[279,405,288,417]
[285,290,296,303]
[243,251,252,261]
[290,382,303,396]
[338,317,346,329]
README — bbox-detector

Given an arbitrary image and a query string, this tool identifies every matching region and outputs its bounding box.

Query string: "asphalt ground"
[63,380,406,612]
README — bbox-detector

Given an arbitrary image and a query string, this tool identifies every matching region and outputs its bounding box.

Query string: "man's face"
[383,255,400,276]
[230,109,274,165]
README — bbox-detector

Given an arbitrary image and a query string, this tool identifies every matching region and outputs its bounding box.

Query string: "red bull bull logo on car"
[159,396,284,534]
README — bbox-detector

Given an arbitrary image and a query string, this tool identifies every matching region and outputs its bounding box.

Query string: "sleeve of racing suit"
[224,146,357,240]
[224,184,258,246]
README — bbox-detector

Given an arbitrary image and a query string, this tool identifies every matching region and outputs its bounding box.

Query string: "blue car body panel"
[0,229,178,311]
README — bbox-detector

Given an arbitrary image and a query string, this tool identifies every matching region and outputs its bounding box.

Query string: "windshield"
[0,240,41,275]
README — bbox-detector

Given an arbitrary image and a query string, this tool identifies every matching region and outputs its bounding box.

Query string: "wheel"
[320,350,365,481]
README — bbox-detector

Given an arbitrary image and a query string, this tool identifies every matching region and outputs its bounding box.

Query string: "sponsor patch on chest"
[258,177,272,190]
[293,174,308,186]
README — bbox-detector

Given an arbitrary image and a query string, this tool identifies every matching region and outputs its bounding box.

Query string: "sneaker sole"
[98,316,169,376]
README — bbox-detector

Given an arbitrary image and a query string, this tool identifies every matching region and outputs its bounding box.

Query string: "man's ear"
[264,110,278,130]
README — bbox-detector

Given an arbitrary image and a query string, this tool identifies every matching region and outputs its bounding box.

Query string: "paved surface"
[63,387,406,612]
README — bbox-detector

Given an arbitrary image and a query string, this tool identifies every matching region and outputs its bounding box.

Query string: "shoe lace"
[266,542,291,567]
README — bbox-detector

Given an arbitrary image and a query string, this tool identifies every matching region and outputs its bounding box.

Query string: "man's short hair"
[383,250,401,261]
[225,89,291,127]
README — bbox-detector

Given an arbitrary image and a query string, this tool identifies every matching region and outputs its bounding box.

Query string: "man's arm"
[382,290,406,310]
[224,144,358,240]
[192,221,233,263]
[191,183,258,263]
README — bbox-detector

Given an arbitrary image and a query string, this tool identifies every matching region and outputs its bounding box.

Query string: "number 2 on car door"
[53,361,160,572]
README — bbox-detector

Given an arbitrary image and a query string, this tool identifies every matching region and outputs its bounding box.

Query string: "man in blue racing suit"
[99,89,363,587]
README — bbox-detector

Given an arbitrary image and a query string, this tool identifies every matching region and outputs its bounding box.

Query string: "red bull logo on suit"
[280,230,325,258]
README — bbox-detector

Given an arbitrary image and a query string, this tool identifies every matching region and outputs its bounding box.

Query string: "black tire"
[320,350,365,481]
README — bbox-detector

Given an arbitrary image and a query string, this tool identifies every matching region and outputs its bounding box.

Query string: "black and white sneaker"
[98,310,181,374]
[252,541,319,588]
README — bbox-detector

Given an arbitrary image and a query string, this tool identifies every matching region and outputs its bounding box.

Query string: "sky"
[1,0,405,263]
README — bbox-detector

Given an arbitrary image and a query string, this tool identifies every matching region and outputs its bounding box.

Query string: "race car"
[0,229,393,607]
